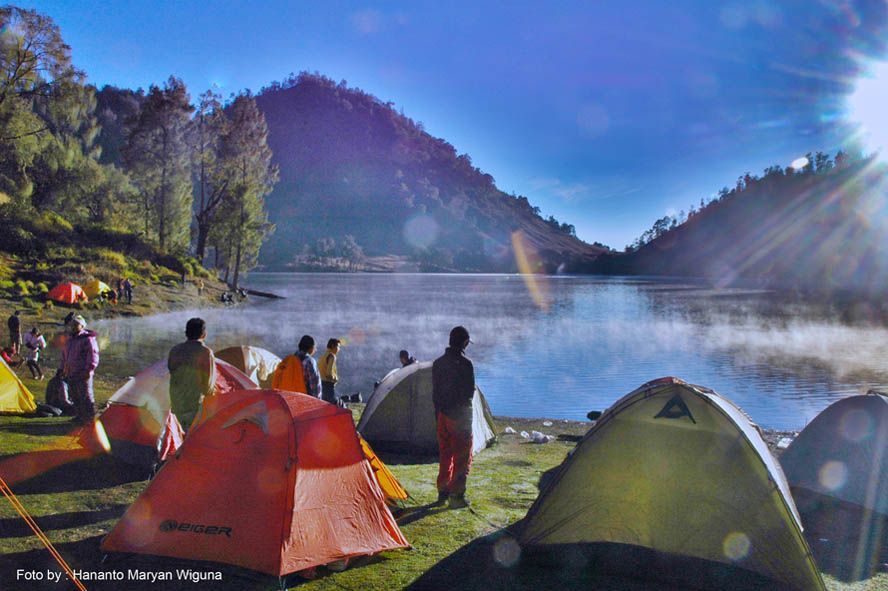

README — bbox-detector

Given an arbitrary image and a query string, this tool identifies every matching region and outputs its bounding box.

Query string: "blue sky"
[23,0,888,249]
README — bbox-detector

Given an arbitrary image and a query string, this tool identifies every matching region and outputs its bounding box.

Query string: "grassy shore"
[0,358,885,591]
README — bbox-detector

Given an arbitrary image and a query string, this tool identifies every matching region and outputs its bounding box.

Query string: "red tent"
[102,390,409,575]
[47,282,88,305]
[100,359,257,469]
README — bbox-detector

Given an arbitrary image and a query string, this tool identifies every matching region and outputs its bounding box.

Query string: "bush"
[14,279,29,296]
[44,301,54,311]
[32,211,74,235]
[3,227,37,255]
[36,282,49,294]
[21,297,37,309]
[0,279,14,291]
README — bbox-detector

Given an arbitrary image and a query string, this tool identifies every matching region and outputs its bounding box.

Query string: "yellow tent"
[520,377,825,591]
[0,358,36,414]
[83,279,112,299]
[359,434,409,506]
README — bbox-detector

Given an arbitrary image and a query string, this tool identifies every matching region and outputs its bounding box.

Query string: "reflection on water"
[90,274,888,430]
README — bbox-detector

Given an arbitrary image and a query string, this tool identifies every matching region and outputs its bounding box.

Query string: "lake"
[92,273,888,430]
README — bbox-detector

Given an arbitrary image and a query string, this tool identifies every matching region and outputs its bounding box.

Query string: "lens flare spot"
[348,327,366,345]
[126,501,155,548]
[818,460,848,492]
[840,408,873,443]
[257,465,282,495]
[511,231,551,310]
[492,536,521,568]
[403,215,439,249]
[790,156,809,170]
[723,532,751,561]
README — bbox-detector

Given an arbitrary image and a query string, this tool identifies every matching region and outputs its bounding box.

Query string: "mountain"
[253,73,604,272]
[590,154,888,292]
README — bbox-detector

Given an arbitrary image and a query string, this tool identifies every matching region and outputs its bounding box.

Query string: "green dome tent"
[356,362,495,455]
[520,377,825,591]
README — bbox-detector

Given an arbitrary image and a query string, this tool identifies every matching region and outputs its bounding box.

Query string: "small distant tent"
[781,392,888,515]
[519,377,825,591]
[47,282,87,305]
[102,390,409,576]
[0,357,36,414]
[83,279,113,299]
[216,346,282,388]
[356,362,496,455]
[100,358,257,468]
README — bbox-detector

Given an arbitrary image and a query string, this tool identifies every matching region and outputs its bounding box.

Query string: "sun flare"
[848,61,888,155]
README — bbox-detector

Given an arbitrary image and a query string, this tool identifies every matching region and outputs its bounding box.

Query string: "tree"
[212,94,278,287]
[340,234,364,269]
[123,77,193,252]
[0,6,82,202]
[190,89,229,262]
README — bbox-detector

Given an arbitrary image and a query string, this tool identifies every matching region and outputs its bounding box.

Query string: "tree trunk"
[195,218,209,263]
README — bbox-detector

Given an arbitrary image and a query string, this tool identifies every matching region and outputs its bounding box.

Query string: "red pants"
[436,411,473,496]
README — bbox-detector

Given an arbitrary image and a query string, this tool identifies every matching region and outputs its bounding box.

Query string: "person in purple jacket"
[60,314,100,424]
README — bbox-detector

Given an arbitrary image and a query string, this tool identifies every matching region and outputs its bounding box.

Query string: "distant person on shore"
[7,310,21,356]
[23,327,46,380]
[122,278,133,304]
[60,315,100,424]
[432,326,475,509]
[115,278,123,301]
[197,279,204,297]
[272,335,321,398]
[167,318,216,428]
[318,338,341,404]
[399,350,416,367]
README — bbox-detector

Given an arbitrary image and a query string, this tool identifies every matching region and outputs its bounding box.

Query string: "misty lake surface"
[92,273,888,430]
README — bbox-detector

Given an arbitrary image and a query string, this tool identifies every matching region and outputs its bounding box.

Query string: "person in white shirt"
[23,327,47,380]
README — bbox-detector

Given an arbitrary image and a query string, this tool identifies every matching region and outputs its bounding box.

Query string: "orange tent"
[47,282,88,305]
[102,390,409,576]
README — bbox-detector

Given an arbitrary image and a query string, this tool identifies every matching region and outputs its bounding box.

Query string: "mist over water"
[93,274,888,430]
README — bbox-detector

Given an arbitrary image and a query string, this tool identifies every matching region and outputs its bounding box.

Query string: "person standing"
[399,349,416,367]
[60,315,99,424]
[122,278,133,304]
[23,327,46,379]
[432,326,475,509]
[167,318,216,428]
[7,311,21,356]
[318,338,341,404]
[271,335,321,398]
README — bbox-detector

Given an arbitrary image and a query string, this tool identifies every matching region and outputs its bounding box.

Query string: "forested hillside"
[591,153,888,292]
[254,73,604,272]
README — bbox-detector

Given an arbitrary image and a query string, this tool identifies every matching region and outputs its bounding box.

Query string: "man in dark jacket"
[432,325,475,509]
[60,315,100,424]
[168,318,216,428]
[7,310,21,356]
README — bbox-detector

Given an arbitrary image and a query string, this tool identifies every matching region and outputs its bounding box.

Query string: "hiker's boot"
[435,491,449,505]
[448,494,469,509]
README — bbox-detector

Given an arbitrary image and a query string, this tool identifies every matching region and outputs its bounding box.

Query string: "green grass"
[0,371,885,590]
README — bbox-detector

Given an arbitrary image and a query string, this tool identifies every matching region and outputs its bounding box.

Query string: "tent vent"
[654,395,696,423]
